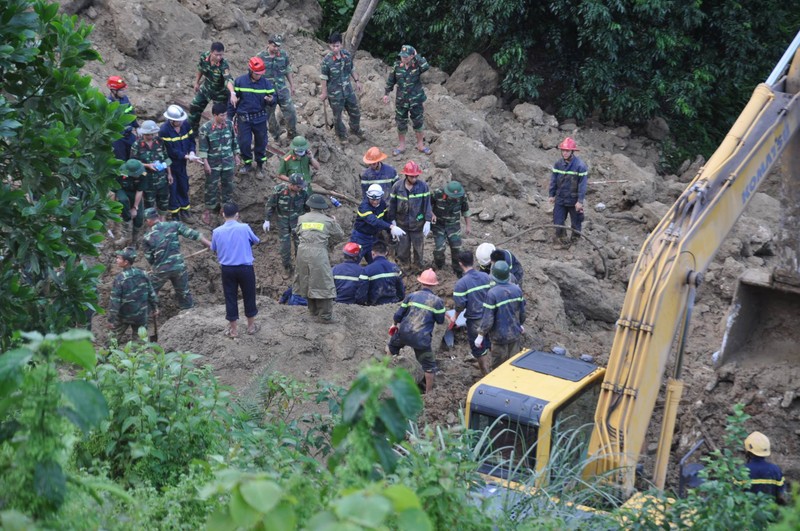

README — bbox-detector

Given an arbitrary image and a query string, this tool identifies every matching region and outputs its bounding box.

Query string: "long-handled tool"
[150,312,159,342]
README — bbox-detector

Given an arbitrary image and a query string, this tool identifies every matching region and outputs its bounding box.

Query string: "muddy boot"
[130,226,140,249]
[114,222,131,248]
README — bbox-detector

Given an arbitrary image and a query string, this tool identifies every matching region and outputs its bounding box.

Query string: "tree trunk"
[343,0,380,53]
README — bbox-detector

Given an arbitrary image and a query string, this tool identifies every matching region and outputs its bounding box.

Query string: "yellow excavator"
[466,30,800,498]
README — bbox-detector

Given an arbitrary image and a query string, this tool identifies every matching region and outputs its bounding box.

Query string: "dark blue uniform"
[232,73,275,168]
[360,163,398,199]
[453,268,493,358]
[351,197,392,263]
[478,249,523,287]
[279,287,307,306]
[480,283,526,345]
[388,288,445,372]
[356,256,404,306]
[746,457,785,501]
[159,120,195,216]
[549,155,588,237]
[108,93,138,161]
[332,261,362,304]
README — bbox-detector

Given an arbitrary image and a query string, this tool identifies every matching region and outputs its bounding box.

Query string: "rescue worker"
[277,136,320,188]
[476,242,524,287]
[232,57,276,174]
[352,184,405,264]
[360,147,398,199]
[189,42,237,134]
[257,34,298,144]
[383,44,431,155]
[744,431,787,504]
[106,75,139,161]
[113,159,146,247]
[264,173,310,275]
[476,261,526,369]
[387,268,445,393]
[431,180,471,276]
[131,120,173,217]
[452,250,493,375]
[332,242,363,304]
[141,207,211,310]
[319,31,363,143]
[549,136,588,246]
[159,104,196,221]
[108,247,158,343]
[387,160,432,272]
[198,102,240,226]
[356,240,405,306]
[293,194,345,323]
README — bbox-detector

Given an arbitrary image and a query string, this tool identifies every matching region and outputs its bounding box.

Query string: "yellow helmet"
[744,431,770,457]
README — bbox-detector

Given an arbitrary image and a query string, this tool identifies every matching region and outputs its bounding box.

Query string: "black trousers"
[221,265,258,321]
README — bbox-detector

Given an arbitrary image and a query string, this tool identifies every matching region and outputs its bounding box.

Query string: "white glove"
[474,334,484,348]
[390,225,406,238]
[520,326,525,334]
[422,221,431,237]
[262,220,270,232]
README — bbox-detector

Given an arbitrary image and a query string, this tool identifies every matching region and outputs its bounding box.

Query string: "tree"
[0,0,129,349]
[343,0,380,53]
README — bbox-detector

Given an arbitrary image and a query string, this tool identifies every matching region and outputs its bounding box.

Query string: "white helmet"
[475,242,496,266]
[163,104,187,122]
[138,120,159,135]
[366,184,384,200]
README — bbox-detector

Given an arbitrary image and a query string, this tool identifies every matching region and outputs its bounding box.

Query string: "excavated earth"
[64,0,799,489]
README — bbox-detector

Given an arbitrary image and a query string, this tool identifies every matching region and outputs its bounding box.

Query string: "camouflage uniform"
[189,51,234,132]
[198,119,239,211]
[142,221,204,309]
[115,167,144,229]
[131,137,172,213]
[385,54,429,133]
[257,48,297,141]
[320,49,361,139]
[265,183,309,271]
[108,267,158,342]
[431,188,470,274]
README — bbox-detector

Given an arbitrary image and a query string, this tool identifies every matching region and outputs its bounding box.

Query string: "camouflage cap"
[115,246,137,263]
[269,34,283,46]
[289,173,307,188]
[399,44,416,57]
[144,207,159,219]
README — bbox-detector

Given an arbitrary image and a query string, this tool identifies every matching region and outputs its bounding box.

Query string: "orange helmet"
[400,160,422,176]
[363,147,388,165]
[343,242,361,257]
[107,75,127,90]
[248,56,266,74]
[417,268,439,286]
[558,137,579,151]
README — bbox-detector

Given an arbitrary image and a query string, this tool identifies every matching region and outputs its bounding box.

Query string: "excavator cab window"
[549,379,601,483]
[471,412,538,479]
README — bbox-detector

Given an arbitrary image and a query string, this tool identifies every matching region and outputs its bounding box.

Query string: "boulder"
[540,261,623,323]
[513,103,545,126]
[425,94,498,149]
[107,0,152,58]
[645,116,670,141]
[592,153,658,209]
[444,53,499,102]
[430,131,519,195]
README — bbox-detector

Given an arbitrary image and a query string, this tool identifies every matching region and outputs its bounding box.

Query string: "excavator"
[465,30,800,500]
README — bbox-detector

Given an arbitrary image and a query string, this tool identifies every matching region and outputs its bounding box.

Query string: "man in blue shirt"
[743,431,787,504]
[548,136,588,247]
[159,104,196,221]
[356,241,404,306]
[211,203,260,337]
[332,242,363,304]
[476,261,526,369]
[232,56,276,174]
[360,147,398,199]
[351,184,405,264]
[453,250,493,375]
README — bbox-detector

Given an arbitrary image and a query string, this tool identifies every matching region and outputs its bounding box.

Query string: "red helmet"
[400,160,422,176]
[343,242,361,257]
[248,56,266,74]
[107,75,127,90]
[558,137,579,151]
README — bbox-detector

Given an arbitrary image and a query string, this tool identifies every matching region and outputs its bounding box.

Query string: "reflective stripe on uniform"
[401,301,446,313]
[364,178,395,184]
[357,209,385,218]
[483,297,524,310]
[751,478,785,486]
[236,87,276,94]
[552,168,588,177]
[391,192,430,201]
[359,272,400,281]
[334,275,361,281]
[453,283,492,297]
[162,130,194,142]
[301,222,325,231]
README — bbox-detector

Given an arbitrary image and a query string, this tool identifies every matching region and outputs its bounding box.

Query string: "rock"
[425,94,498,149]
[470,95,498,115]
[781,390,795,408]
[444,53,499,102]
[645,116,670,141]
[541,261,623,323]
[107,0,152,58]
[59,0,94,15]
[679,155,705,183]
[273,0,322,33]
[430,131,518,195]
[86,6,98,19]
[594,202,606,212]
[422,68,448,85]
[593,153,659,208]
[513,103,544,125]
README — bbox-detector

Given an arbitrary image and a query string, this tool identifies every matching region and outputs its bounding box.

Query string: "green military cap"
[269,34,283,46]
[289,173,307,188]
[144,207,159,219]
[290,135,309,151]
[306,193,329,210]
[491,260,510,283]
[121,159,146,177]
[399,44,416,57]
[445,180,465,198]
[115,246,137,263]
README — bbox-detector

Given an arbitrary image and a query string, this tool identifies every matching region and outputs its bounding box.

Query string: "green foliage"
[0,330,108,516]
[79,342,232,488]
[0,0,129,350]
[772,484,800,530]
[317,0,355,41]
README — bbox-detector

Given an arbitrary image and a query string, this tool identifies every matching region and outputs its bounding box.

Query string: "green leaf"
[341,376,370,424]
[382,484,422,512]
[55,338,95,370]
[396,508,433,531]
[59,380,109,432]
[373,437,399,474]
[334,492,391,527]
[388,370,423,418]
[239,479,282,512]
[206,508,236,531]
[34,459,66,507]
[229,488,261,528]
[0,348,32,396]
[261,499,298,531]
[378,399,408,441]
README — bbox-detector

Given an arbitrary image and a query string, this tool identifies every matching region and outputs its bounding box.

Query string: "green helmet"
[491,260,510,283]
[306,193,329,210]
[291,136,309,152]
[445,180,465,198]
[121,159,146,177]
[115,246,137,263]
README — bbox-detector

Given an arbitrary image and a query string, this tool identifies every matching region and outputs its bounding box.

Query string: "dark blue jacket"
[746,457,785,500]
[233,73,276,120]
[549,155,588,206]
[479,282,525,344]
[356,256,404,306]
[393,288,445,350]
[279,287,307,306]
[332,260,363,304]
[478,249,523,285]
[108,93,138,151]
[453,268,493,320]
[352,198,392,238]
[360,162,398,199]
[159,120,196,162]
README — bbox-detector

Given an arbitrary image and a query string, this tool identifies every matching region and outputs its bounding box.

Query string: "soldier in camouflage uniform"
[431,180,471,276]
[319,32,363,142]
[263,173,309,274]
[189,42,237,134]
[131,120,173,217]
[108,247,158,343]
[257,34,298,143]
[198,102,241,225]
[113,159,146,247]
[383,45,431,155]
[142,208,211,309]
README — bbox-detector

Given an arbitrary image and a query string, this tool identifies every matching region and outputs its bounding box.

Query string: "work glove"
[474,334,484,348]
[388,324,398,337]
[520,325,525,334]
[422,221,431,237]
[262,220,270,232]
[390,225,406,239]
